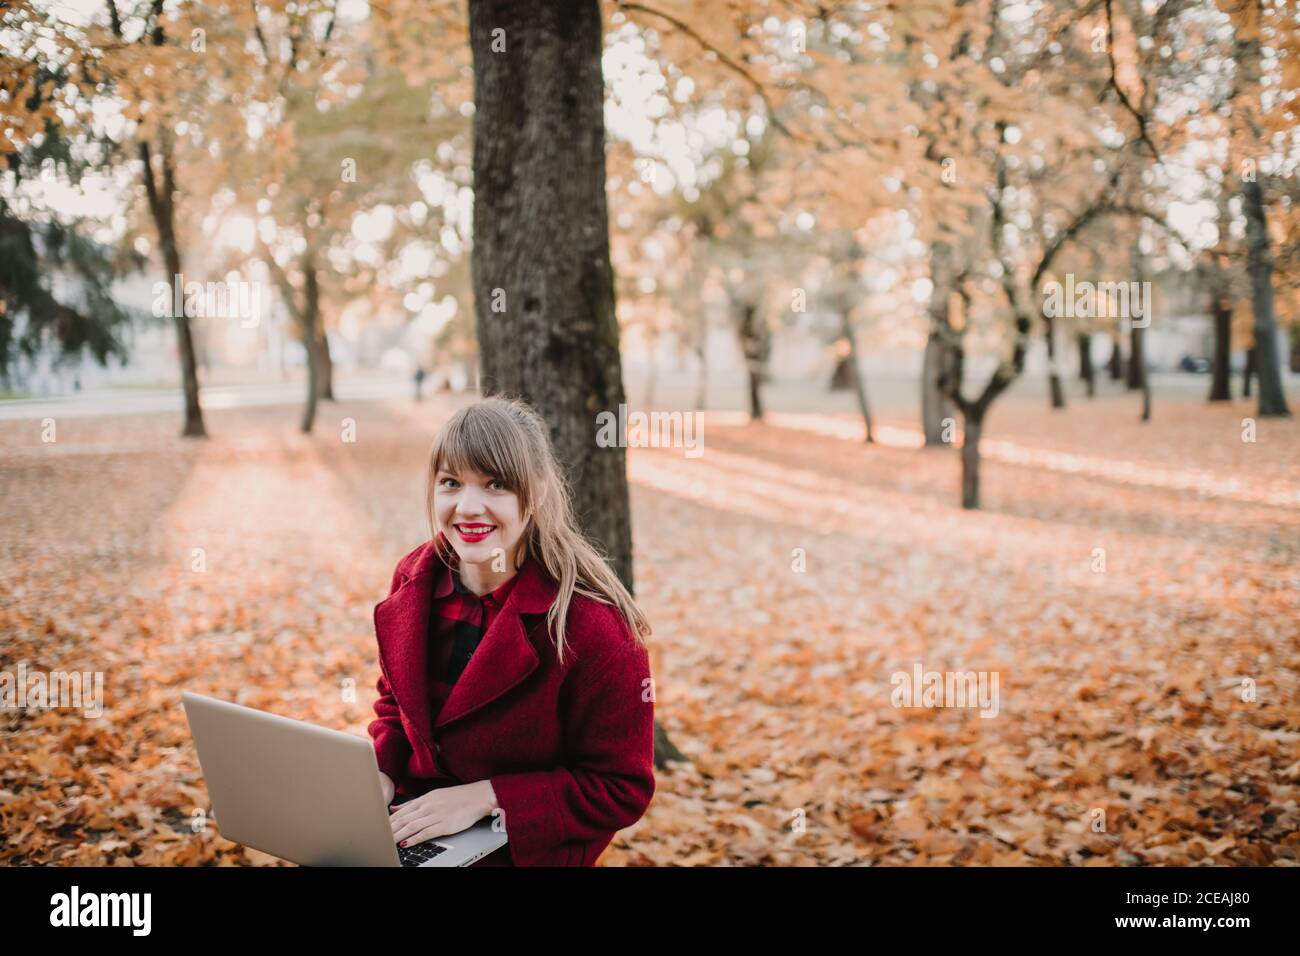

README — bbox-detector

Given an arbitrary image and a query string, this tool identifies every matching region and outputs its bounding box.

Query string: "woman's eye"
[440,477,459,488]
[489,480,505,491]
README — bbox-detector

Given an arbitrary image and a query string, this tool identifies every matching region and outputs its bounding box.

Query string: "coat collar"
[373,539,558,745]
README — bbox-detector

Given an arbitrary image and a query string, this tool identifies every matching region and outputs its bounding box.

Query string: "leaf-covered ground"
[1,387,1297,865]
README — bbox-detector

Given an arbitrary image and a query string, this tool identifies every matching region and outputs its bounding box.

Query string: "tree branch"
[1104,0,1162,163]
[614,1,793,138]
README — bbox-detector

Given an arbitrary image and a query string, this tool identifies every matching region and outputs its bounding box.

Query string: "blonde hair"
[424,395,651,667]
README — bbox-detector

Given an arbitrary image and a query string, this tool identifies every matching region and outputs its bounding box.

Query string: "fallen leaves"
[1,390,1297,866]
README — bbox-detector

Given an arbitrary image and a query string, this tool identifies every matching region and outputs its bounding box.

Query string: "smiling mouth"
[454,524,496,537]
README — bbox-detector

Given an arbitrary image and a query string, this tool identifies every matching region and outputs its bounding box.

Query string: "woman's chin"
[452,540,499,562]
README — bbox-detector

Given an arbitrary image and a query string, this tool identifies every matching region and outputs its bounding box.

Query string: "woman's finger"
[398,817,447,846]
[404,823,449,848]
[389,797,435,824]
[391,812,430,842]
[393,810,445,844]
[389,801,416,823]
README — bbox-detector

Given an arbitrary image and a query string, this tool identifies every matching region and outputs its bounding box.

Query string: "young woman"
[368,395,656,866]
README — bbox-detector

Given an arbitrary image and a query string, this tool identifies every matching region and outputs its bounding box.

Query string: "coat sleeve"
[488,634,656,866]
[368,561,414,785]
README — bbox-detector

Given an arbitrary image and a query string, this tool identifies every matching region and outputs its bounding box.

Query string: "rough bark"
[469,0,632,592]
[468,0,689,768]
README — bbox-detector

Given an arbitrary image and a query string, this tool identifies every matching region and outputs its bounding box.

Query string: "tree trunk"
[1209,296,1232,402]
[922,330,954,446]
[1107,336,1124,380]
[1046,317,1066,408]
[840,313,874,443]
[1140,340,1151,421]
[469,0,632,590]
[1241,177,1291,416]
[736,301,767,421]
[1126,322,1144,391]
[747,356,764,419]
[316,322,334,401]
[924,246,956,445]
[300,249,320,434]
[1077,332,1095,398]
[469,0,688,769]
[1134,250,1151,421]
[829,354,854,390]
[140,141,206,438]
[1125,322,1152,419]
[960,412,982,510]
[1243,346,1256,397]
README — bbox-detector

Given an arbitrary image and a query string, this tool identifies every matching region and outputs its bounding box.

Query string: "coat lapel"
[373,541,560,745]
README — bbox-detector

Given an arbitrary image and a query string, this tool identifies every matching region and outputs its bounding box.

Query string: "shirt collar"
[436,551,524,607]
[410,535,557,615]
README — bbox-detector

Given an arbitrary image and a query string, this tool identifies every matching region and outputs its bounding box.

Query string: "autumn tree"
[0,38,140,381]
[1219,0,1294,417]
[99,0,211,436]
[901,0,1166,506]
[230,3,465,433]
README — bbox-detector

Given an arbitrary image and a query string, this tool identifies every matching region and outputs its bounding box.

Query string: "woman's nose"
[455,490,486,516]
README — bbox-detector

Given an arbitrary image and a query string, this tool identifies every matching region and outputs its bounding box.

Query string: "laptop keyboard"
[399,841,449,866]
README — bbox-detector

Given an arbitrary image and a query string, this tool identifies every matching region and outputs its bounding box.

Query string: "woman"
[368,395,656,866]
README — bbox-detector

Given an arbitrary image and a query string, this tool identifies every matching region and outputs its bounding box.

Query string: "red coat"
[369,538,656,866]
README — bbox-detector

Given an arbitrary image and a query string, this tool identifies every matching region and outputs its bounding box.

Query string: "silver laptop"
[180,691,508,867]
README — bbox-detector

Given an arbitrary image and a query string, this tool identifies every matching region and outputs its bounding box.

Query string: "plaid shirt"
[426,556,522,724]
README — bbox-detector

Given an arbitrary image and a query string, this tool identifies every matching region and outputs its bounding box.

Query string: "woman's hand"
[389,780,498,847]
[378,770,395,806]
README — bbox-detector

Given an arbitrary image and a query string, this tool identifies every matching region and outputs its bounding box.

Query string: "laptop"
[180,691,508,866]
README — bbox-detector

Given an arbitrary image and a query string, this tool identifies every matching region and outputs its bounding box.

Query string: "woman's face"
[433,463,526,568]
